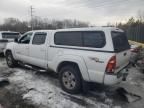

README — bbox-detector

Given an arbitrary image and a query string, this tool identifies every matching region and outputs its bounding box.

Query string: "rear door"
[111,31,130,72]
[29,32,47,68]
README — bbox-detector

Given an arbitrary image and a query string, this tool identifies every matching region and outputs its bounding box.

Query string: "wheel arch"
[5,49,12,55]
[57,61,80,73]
[56,58,90,82]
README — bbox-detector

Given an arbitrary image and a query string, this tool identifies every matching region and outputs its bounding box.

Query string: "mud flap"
[116,87,141,103]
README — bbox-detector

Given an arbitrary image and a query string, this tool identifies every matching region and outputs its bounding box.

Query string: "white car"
[5,27,130,93]
[0,31,20,54]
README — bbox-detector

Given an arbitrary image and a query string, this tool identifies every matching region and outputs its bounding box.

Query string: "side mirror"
[14,38,18,43]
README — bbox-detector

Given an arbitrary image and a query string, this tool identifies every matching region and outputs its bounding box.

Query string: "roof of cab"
[31,30,55,32]
[56,27,122,32]
[28,27,123,33]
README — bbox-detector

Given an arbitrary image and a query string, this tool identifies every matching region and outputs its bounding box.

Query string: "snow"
[0,77,8,82]
[8,68,118,108]
[0,59,5,67]
[2,56,144,108]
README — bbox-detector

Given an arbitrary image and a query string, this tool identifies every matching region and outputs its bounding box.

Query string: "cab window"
[111,31,130,52]
[19,33,33,44]
[32,32,47,45]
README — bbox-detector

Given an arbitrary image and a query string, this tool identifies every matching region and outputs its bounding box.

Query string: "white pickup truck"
[0,31,20,54]
[5,27,131,93]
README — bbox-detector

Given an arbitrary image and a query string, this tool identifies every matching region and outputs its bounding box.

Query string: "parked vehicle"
[0,31,20,54]
[135,58,144,73]
[129,43,142,65]
[131,47,144,72]
[130,44,142,53]
[4,27,131,93]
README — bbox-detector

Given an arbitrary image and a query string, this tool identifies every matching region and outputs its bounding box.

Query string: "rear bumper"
[103,66,129,85]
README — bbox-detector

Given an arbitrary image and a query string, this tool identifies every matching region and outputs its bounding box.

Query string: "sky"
[0,0,144,25]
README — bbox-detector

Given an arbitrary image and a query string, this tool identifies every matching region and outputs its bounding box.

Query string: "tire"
[6,51,18,68]
[59,65,82,94]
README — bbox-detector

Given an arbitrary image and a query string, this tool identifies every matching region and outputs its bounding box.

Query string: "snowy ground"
[0,56,144,108]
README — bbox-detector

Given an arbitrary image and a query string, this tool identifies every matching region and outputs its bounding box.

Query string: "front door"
[15,32,33,62]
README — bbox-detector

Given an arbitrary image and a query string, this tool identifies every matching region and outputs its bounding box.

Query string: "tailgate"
[115,50,131,72]
[111,31,130,73]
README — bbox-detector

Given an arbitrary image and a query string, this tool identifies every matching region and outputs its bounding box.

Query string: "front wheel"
[6,51,18,68]
[59,65,82,94]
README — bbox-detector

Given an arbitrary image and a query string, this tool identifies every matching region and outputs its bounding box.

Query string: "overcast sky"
[0,0,144,25]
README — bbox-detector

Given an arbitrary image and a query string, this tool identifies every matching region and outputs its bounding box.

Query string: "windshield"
[111,31,130,52]
[2,33,20,39]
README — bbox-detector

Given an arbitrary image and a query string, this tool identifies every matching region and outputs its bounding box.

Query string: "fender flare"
[54,55,90,82]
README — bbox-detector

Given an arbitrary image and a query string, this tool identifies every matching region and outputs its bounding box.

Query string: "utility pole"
[30,6,34,30]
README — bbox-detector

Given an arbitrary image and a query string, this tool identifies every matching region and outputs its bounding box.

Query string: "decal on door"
[89,57,104,63]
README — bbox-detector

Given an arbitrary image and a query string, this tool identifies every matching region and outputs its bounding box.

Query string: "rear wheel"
[59,65,82,94]
[6,51,18,68]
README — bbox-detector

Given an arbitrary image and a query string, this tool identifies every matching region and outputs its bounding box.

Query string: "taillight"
[106,56,116,74]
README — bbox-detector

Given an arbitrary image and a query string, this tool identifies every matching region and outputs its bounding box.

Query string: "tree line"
[117,11,144,43]
[0,17,89,33]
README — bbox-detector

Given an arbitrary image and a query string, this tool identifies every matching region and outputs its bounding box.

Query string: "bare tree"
[0,17,89,33]
[137,10,144,22]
